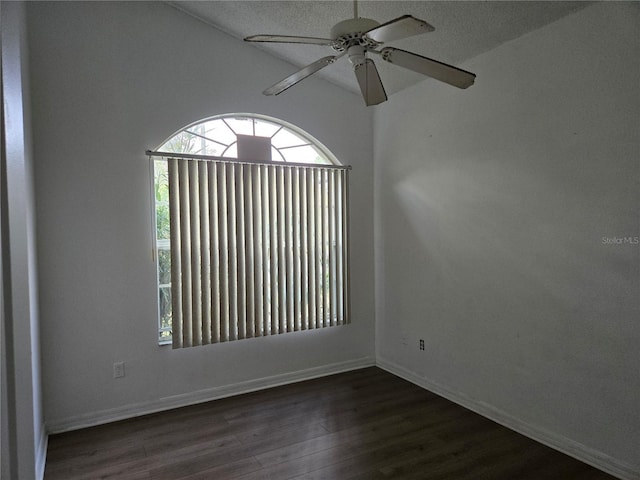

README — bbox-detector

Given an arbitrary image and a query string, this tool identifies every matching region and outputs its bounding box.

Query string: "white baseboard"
[377,357,639,480]
[46,356,375,435]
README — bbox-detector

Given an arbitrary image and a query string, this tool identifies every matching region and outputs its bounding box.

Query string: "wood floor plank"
[172,456,264,480]
[44,367,617,480]
[232,445,361,480]
[254,414,410,468]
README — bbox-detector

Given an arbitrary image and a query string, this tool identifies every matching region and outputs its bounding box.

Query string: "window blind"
[163,155,350,349]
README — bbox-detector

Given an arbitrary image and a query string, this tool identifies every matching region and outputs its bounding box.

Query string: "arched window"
[151,114,350,347]
[158,113,338,165]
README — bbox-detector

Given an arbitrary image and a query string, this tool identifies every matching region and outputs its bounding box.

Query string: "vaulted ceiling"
[169,1,591,97]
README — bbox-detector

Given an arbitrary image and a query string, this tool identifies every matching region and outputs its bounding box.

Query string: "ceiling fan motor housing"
[331,17,380,51]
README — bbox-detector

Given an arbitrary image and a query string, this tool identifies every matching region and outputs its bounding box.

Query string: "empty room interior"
[1,1,638,479]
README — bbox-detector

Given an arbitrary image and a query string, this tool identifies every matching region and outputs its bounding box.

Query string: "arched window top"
[157,113,339,166]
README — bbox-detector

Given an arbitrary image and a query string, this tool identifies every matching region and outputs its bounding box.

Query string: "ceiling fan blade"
[354,59,387,106]
[380,47,475,89]
[263,56,339,96]
[364,15,434,44]
[245,35,336,47]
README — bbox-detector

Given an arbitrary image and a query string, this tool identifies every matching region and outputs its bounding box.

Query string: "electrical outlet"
[419,339,425,351]
[113,362,125,378]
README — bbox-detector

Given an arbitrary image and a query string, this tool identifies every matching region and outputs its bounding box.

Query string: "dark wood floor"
[44,367,616,480]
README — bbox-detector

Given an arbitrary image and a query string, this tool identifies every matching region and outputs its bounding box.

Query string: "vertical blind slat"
[336,170,344,325]
[208,163,221,343]
[244,165,255,338]
[252,165,264,336]
[199,162,212,344]
[277,168,287,334]
[292,168,301,331]
[227,164,238,341]
[262,165,271,336]
[218,163,230,342]
[165,157,349,349]
[316,169,324,329]
[299,169,309,330]
[307,169,317,329]
[269,167,279,335]
[284,168,294,332]
[168,159,183,348]
[324,170,331,327]
[188,161,202,346]
[329,170,336,327]
[235,164,247,340]
[179,161,193,347]
[344,169,351,323]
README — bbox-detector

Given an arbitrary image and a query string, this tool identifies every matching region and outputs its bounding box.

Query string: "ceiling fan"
[244,1,476,106]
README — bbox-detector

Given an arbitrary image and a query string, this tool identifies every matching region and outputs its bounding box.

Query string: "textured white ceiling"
[169,1,591,97]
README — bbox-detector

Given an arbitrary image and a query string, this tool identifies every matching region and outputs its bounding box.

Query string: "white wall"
[1,2,46,478]
[374,3,639,478]
[27,1,375,431]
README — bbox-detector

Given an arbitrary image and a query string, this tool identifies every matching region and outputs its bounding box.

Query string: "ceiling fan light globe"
[347,45,366,67]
